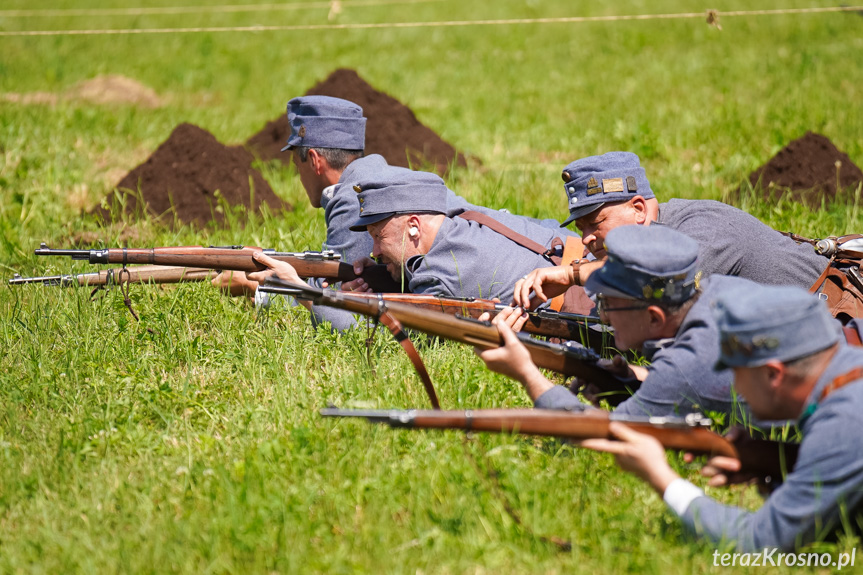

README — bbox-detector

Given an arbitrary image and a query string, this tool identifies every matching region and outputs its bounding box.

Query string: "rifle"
[341,292,609,344]
[258,280,636,399]
[9,265,216,288]
[34,243,401,293]
[322,407,800,482]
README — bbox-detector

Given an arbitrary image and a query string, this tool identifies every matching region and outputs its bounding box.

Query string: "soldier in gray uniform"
[513,152,833,314]
[240,96,582,326]
[581,283,863,552]
[342,166,586,305]
[479,224,755,419]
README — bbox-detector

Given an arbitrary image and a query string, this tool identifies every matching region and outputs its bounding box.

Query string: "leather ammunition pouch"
[456,211,594,315]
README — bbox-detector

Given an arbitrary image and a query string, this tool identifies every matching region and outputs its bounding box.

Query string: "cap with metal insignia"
[584,225,700,305]
[349,165,449,231]
[280,95,366,152]
[559,152,655,227]
[712,284,841,369]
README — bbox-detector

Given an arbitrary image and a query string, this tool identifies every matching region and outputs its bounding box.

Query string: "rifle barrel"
[10,266,217,287]
[34,244,400,292]
[260,280,623,389]
[342,292,605,342]
[321,407,737,457]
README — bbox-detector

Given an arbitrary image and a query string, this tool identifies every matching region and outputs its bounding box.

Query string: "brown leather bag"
[808,261,863,323]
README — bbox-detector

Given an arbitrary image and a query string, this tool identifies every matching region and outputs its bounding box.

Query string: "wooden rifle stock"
[322,407,800,481]
[260,280,631,394]
[322,407,737,456]
[34,244,402,292]
[10,265,216,287]
[344,292,609,345]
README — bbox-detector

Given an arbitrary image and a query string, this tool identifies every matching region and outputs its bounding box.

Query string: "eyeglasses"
[595,295,650,315]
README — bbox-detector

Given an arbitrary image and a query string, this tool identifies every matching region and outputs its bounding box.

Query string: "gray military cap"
[713,284,841,369]
[280,95,366,152]
[584,224,701,304]
[349,166,448,231]
[560,152,655,227]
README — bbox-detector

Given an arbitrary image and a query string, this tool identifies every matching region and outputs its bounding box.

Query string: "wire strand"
[0,0,442,18]
[1,6,860,37]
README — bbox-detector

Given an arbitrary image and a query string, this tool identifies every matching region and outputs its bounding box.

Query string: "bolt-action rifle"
[340,292,608,344]
[9,265,216,288]
[258,280,637,398]
[322,407,800,483]
[34,243,401,293]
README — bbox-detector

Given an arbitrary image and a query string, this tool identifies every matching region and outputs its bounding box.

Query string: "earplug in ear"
[408,227,418,237]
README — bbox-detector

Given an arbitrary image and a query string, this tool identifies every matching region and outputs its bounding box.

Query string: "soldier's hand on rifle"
[513,260,605,309]
[477,305,530,332]
[571,355,646,406]
[513,266,574,309]
[686,427,766,491]
[212,270,258,299]
[474,312,555,400]
[581,422,681,495]
[247,252,313,311]
[340,257,377,293]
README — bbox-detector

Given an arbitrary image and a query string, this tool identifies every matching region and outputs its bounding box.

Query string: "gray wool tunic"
[534,275,754,421]
[404,216,571,302]
[679,343,863,551]
[655,199,828,288]
[311,154,578,328]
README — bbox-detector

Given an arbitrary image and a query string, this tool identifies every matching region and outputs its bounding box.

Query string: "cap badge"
[586,177,602,196]
[562,171,572,183]
[602,178,624,194]
[626,176,638,192]
[298,125,306,138]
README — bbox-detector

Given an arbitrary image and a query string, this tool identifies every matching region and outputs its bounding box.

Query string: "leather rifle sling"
[377,311,441,409]
[820,366,863,401]
[456,211,549,255]
[843,326,863,347]
[808,261,833,295]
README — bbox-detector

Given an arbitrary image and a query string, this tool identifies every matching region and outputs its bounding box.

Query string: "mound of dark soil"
[97,123,291,226]
[246,68,470,173]
[746,132,863,206]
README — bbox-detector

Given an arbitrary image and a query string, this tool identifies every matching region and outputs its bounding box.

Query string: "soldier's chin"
[588,245,606,259]
[386,263,404,281]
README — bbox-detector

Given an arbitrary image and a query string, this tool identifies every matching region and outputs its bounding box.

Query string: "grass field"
[1,1,862,573]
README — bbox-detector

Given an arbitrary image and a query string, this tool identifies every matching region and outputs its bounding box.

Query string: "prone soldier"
[478,224,761,420]
[514,152,862,321]
[581,283,863,551]
[252,165,592,310]
[225,96,583,326]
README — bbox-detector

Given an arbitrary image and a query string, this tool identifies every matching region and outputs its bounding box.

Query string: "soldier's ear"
[630,196,648,224]
[646,304,668,332]
[307,149,326,175]
[764,360,786,391]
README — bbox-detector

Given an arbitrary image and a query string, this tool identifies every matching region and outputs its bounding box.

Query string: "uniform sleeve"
[679,405,863,551]
[533,385,588,411]
[308,189,375,331]
[322,189,374,266]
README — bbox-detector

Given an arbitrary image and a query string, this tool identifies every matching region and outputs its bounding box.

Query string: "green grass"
[1,0,862,572]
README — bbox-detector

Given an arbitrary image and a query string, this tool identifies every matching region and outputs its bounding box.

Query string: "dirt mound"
[96,123,291,226]
[2,75,162,108]
[746,132,863,206]
[69,75,162,107]
[246,68,469,173]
